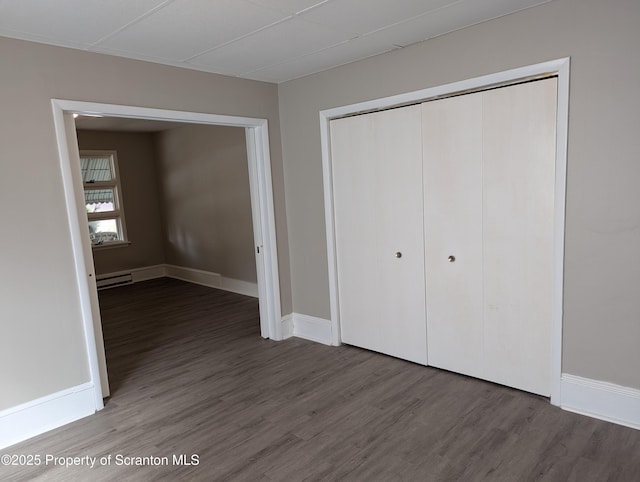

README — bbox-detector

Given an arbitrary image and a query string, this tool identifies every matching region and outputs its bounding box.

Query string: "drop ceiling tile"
[97,0,289,61]
[244,35,395,83]
[189,16,352,75]
[0,0,168,46]
[456,0,552,22]
[300,0,456,36]
[367,0,552,47]
[446,0,553,28]
[0,0,555,83]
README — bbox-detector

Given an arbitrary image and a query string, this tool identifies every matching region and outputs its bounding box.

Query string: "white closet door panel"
[423,94,484,376]
[482,78,557,396]
[374,106,427,364]
[331,105,427,364]
[332,113,380,351]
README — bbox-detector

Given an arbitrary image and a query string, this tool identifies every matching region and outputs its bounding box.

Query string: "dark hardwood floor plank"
[2,278,639,481]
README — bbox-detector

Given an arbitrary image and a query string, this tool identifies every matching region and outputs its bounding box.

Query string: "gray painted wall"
[156,124,257,283]
[277,0,640,390]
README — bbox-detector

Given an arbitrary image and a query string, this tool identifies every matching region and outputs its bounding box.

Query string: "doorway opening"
[52,100,282,412]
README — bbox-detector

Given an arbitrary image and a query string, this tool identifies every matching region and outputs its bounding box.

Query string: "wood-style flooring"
[3,278,640,481]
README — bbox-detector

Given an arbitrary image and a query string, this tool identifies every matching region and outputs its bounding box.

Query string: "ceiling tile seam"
[0,28,387,82]
[246,0,554,82]
[260,0,468,43]
[360,0,553,46]
[280,49,397,82]
[401,0,555,46]
[256,46,398,84]
[239,36,393,76]
[287,12,362,37]
[242,0,332,17]
[291,0,334,16]
[238,37,356,75]
[185,5,364,64]
[89,0,177,48]
[357,0,467,43]
[487,0,554,21]
[181,15,295,63]
[242,11,454,79]
[293,0,468,39]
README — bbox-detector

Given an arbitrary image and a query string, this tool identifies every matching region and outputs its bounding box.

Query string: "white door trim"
[51,100,282,410]
[320,58,570,406]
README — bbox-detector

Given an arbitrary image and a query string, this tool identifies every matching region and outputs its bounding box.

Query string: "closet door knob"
[448,255,456,262]
[395,252,402,258]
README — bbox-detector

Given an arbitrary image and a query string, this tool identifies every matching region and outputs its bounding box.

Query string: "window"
[80,150,128,247]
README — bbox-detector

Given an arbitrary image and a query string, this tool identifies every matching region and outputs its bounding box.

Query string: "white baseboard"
[165,265,258,298]
[165,264,222,289]
[97,265,258,298]
[292,313,333,345]
[131,264,166,282]
[220,276,259,298]
[561,374,640,430]
[279,313,333,345]
[0,383,97,450]
[281,313,294,339]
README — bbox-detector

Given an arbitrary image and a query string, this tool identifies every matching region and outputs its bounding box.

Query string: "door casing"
[52,100,283,411]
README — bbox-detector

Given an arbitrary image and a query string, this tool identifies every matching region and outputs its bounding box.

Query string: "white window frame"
[79,149,128,248]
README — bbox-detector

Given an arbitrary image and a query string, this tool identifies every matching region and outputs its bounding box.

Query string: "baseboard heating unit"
[96,273,133,290]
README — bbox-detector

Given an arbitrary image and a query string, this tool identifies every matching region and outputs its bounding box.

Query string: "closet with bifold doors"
[330,77,557,396]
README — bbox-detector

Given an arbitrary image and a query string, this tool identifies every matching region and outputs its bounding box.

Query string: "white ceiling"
[0,0,551,83]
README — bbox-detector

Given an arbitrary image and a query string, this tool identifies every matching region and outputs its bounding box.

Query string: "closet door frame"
[320,57,570,406]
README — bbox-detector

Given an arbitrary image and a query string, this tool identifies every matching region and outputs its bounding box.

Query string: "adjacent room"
[74,117,260,398]
[1,0,639,480]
